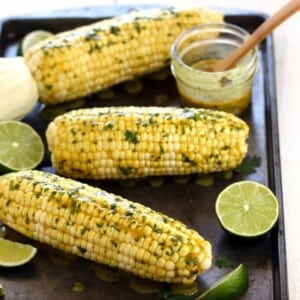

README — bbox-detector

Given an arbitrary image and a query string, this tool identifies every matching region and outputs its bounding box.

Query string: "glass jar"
[170,23,258,115]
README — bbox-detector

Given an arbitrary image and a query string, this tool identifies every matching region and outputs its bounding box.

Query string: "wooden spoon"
[208,0,300,72]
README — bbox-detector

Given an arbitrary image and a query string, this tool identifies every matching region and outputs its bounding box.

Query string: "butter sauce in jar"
[170,23,258,115]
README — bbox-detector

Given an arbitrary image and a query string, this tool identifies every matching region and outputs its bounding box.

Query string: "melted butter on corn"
[46,106,249,180]
[0,170,212,284]
[24,7,223,104]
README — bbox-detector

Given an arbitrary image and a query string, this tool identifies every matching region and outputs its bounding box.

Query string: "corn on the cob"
[0,170,212,284]
[24,7,223,104]
[46,106,249,180]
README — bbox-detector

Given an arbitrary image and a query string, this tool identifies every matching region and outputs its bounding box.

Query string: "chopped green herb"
[84,30,99,41]
[133,22,142,33]
[221,145,230,151]
[80,227,88,235]
[234,155,261,174]
[25,215,30,225]
[110,26,121,35]
[159,285,193,300]
[96,222,103,228]
[70,199,81,214]
[161,216,169,223]
[216,256,234,268]
[171,235,183,244]
[34,192,42,198]
[110,240,118,248]
[88,43,102,54]
[124,130,139,144]
[184,256,198,266]
[153,224,162,233]
[149,115,158,125]
[110,203,117,211]
[77,246,87,254]
[9,182,20,191]
[115,197,123,202]
[181,153,197,166]
[119,166,133,176]
[125,210,134,217]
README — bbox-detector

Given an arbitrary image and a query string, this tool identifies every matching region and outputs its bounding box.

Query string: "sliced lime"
[19,30,53,55]
[215,181,279,237]
[0,120,44,173]
[197,264,248,300]
[0,237,37,267]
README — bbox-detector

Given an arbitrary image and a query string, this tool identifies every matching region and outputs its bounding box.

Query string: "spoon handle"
[211,0,300,72]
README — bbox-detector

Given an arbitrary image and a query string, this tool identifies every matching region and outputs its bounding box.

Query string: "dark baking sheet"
[0,5,288,300]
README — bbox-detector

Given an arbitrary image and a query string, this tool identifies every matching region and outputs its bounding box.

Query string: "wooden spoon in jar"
[208,0,300,72]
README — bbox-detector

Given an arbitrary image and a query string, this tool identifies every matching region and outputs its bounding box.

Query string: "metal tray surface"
[0,6,288,300]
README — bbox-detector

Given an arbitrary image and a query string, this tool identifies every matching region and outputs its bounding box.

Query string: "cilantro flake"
[234,155,261,175]
[216,256,234,268]
[124,130,139,144]
[158,285,194,300]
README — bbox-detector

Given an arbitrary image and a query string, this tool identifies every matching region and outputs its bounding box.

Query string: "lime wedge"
[0,120,44,173]
[197,264,248,300]
[216,181,279,237]
[0,237,37,267]
[19,30,53,55]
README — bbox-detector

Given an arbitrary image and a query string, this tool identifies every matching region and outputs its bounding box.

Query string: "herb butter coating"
[0,170,212,284]
[24,7,223,104]
[46,106,249,179]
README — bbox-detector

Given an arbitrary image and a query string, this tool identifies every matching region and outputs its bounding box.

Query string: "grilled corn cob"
[0,170,212,284]
[24,7,223,104]
[46,106,249,180]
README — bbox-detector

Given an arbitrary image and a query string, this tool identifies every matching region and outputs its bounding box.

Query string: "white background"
[1,1,300,299]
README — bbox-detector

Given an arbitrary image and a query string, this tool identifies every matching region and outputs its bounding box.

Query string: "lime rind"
[215,181,279,237]
[197,264,249,300]
[0,237,37,267]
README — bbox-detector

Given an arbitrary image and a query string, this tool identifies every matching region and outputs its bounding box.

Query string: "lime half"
[0,237,37,267]
[216,181,279,237]
[197,264,248,300]
[19,30,53,55]
[0,120,44,173]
